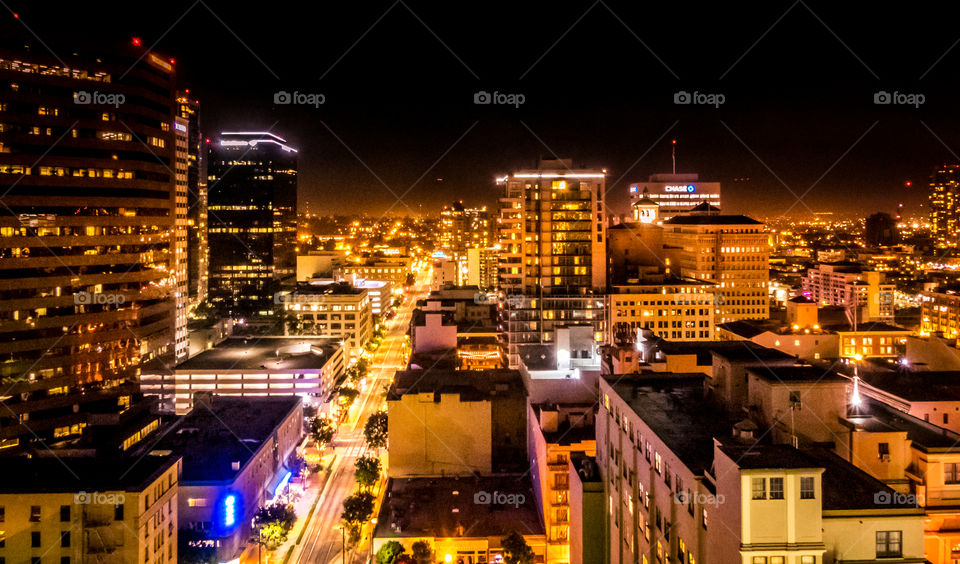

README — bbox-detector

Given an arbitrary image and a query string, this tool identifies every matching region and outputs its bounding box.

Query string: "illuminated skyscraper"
[440,201,492,254]
[929,164,960,249]
[207,132,298,322]
[0,43,177,448]
[175,91,208,309]
[173,116,189,362]
[497,158,607,368]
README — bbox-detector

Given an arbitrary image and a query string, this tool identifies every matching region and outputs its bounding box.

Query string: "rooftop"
[603,373,725,475]
[716,440,918,510]
[863,371,960,402]
[0,452,178,494]
[390,369,526,401]
[152,396,300,484]
[746,364,848,384]
[841,398,960,451]
[709,341,798,364]
[296,281,366,295]
[822,322,909,333]
[374,476,544,539]
[171,336,341,372]
[663,215,762,226]
[530,404,596,447]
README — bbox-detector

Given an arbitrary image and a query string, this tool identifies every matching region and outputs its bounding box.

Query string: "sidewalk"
[239,451,337,563]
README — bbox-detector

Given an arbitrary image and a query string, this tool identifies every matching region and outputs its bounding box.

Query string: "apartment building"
[0,453,180,564]
[801,262,895,322]
[920,285,960,342]
[597,373,924,564]
[497,158,607,368]
[528,404,596,564]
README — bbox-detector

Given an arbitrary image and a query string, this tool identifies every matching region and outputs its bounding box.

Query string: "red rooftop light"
[132,37,142,47]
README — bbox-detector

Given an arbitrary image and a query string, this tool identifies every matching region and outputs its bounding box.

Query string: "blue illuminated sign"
[686,184,695,192]
[223,494,237,528]
[272,471,292,496]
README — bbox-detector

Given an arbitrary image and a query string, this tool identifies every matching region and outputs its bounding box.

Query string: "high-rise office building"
[929,164,960,249]
[207,131,297,322]
[497,158,607,368]
[175,91,207,309]
[173,116,189,362]
[629,173,721,220]
[662,208,770,324]
[0,43,178,448]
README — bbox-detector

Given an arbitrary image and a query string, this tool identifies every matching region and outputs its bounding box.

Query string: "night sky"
[4,1,960,219]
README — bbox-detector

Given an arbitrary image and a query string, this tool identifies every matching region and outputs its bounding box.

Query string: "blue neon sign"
[223,494,237,528]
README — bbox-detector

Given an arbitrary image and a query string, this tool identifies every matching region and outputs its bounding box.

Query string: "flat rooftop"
[822,322,909,333]
[531,404,596,446]
[295,281,365,295]
[374,476,544,539]
[390,369,525,401]
[0,452,178,494]
[709,341,799,364]
[172,336,341,372]
[663,214,762,226]
[862,371,960,402]
[151,396,300,483]
[603,373,725,475]
[746,364,848,384]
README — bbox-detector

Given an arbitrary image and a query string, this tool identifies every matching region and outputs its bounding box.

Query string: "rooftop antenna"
[671,139,677,175]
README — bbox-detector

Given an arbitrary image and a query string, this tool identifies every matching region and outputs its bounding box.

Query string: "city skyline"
[4,3,960,217]
[5,4,960,564]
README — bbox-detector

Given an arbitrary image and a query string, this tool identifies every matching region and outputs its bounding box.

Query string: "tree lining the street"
[253,502,297,551]
[341,491,375,545]
[354,455,382,491]
[363,411,388,451]
[310,416,334,447]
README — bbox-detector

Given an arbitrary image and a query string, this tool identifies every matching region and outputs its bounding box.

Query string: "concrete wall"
[413,313,457,353]
[387,392,492,477]
[822,513,924,563]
